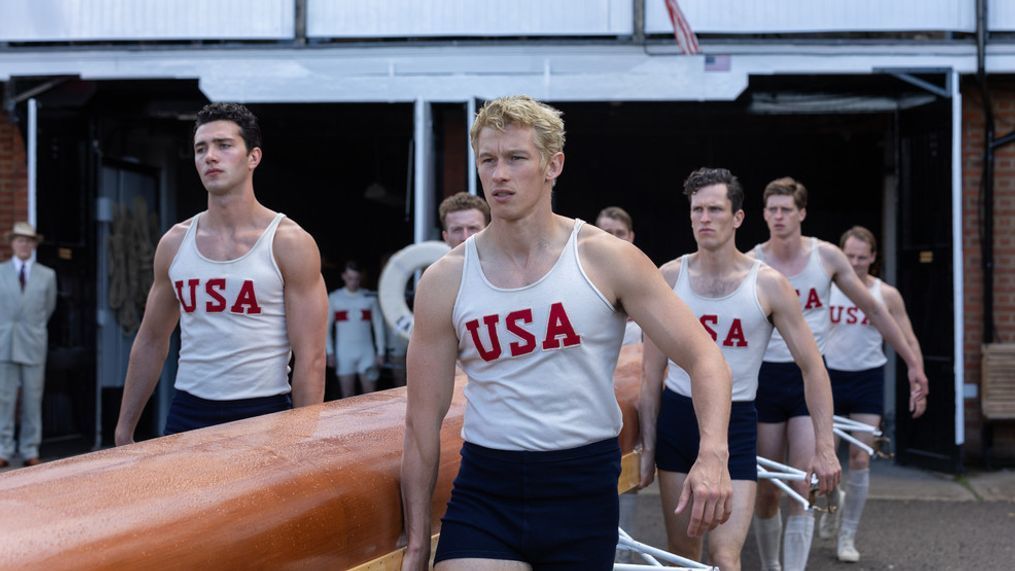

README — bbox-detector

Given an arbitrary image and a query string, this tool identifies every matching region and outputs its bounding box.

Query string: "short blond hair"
[470,95,566,166]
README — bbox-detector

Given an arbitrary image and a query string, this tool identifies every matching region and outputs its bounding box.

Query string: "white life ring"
[379,240,451,341]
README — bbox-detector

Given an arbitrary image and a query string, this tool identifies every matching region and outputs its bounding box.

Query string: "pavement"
[624,460,1015,570]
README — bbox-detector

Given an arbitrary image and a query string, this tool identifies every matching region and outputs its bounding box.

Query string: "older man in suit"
[0,222,57,468]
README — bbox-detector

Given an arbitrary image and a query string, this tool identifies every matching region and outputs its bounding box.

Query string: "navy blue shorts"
[830,366,884,417]
[164,390,292,435]
[756,361,811,423]
[435,438,621,570]
[655,389,758,481]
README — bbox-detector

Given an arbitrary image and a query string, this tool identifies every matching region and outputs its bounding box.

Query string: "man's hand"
[113,424,134,447]
[907,367,928,418]
[638,446,656,489]
[908,367,929,400]
[910,386,928,418]
[809,446,842,496]
[399,545,430,571]
[675,452,732,537]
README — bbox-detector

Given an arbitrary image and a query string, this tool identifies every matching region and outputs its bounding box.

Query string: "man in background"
[439,192,490,248]
[0,222,57,467]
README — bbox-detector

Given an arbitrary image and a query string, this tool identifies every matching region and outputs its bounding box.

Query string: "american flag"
[663,0,700,55]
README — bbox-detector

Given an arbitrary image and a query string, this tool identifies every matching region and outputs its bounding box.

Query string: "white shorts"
[336,344,376,376]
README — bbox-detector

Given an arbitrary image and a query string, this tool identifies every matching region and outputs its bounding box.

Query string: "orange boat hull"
[0,344,643,570]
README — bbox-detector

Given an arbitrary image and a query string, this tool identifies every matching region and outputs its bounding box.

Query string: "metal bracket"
[2,76,75,115]
[874,67,952,99]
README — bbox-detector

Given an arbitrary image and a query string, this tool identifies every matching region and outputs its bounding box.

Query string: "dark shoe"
[22,458,41,467]
[0,458,8,468]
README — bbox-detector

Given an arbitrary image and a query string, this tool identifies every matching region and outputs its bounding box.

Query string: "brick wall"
[0,107,29,260]
[962,77,1015,461]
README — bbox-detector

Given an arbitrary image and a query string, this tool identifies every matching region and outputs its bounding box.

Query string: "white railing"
[306,0,633,38]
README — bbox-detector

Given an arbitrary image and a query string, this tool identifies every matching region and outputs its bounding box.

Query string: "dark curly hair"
[683,167,745,213]
[194,102,262,153]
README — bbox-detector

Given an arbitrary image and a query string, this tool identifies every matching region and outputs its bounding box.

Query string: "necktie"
[18,264,25,291]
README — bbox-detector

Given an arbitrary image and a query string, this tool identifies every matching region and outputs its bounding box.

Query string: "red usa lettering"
[829,305,869,326]
[174,278,262,314]
[699,315,748,347]
[465,302,581,362]
[794,287,824,310]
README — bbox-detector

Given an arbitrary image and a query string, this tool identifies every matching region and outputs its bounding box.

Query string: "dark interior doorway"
[554,100,891,265]
[174,103,416,293]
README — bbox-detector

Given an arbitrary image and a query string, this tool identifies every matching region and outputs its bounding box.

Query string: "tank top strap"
[808,236,821,266]
[464,233,480,278]
[752,243,766,262]
[747,258,763,280]
[747,258,765,315]
[182,212,202,250]
[674,254,690,293]
[261,212,286,250]
[266,212,285,234]
[567,218,585,260]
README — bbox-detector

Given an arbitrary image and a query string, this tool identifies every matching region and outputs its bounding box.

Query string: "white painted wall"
[0,0,294,41]
[307,0,633,38]
[645,0,979,34]
[5,0,1015,43]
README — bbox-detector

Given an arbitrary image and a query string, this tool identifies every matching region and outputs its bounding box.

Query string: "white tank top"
[326,287,385,356]
[825,279,888,371]
[452,220,627,451]
[168,212,292,400]
[754,238,831,363]
[665,256,772,401]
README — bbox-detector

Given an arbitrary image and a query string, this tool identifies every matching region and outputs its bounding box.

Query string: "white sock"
[753,511,783,571]
[783,513,814,571]
[841,468,869,537]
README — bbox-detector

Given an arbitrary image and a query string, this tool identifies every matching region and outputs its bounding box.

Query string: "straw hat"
[7,221,43,242]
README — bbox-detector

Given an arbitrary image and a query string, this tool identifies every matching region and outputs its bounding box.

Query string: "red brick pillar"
[962,77,1015,459]
[0,109,29,260]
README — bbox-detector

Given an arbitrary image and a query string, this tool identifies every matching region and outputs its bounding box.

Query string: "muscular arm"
[821,243,928,397]
[114,227,185,446]
[638,260,682,489]
[400,256,461,571]
[275,222,328,408]
[761,268,841,493]
[583,233,732,537]
[883,283,928,417]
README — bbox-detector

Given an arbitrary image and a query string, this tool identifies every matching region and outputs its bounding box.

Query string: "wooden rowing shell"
[0,344,644,570]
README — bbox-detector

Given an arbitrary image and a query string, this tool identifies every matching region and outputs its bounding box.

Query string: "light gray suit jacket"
[0,259,57,365]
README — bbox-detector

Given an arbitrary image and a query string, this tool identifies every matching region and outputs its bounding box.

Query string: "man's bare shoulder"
[814,238,844,260]
[155,219,194,266]
[577,222,640,266]
[420,247,465,288]
[271,217,322,282]
[273,217,317,251]
[757,263,792,292]
[413,249,466,316]
[879,279,904,304]
[659,256,684,287]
